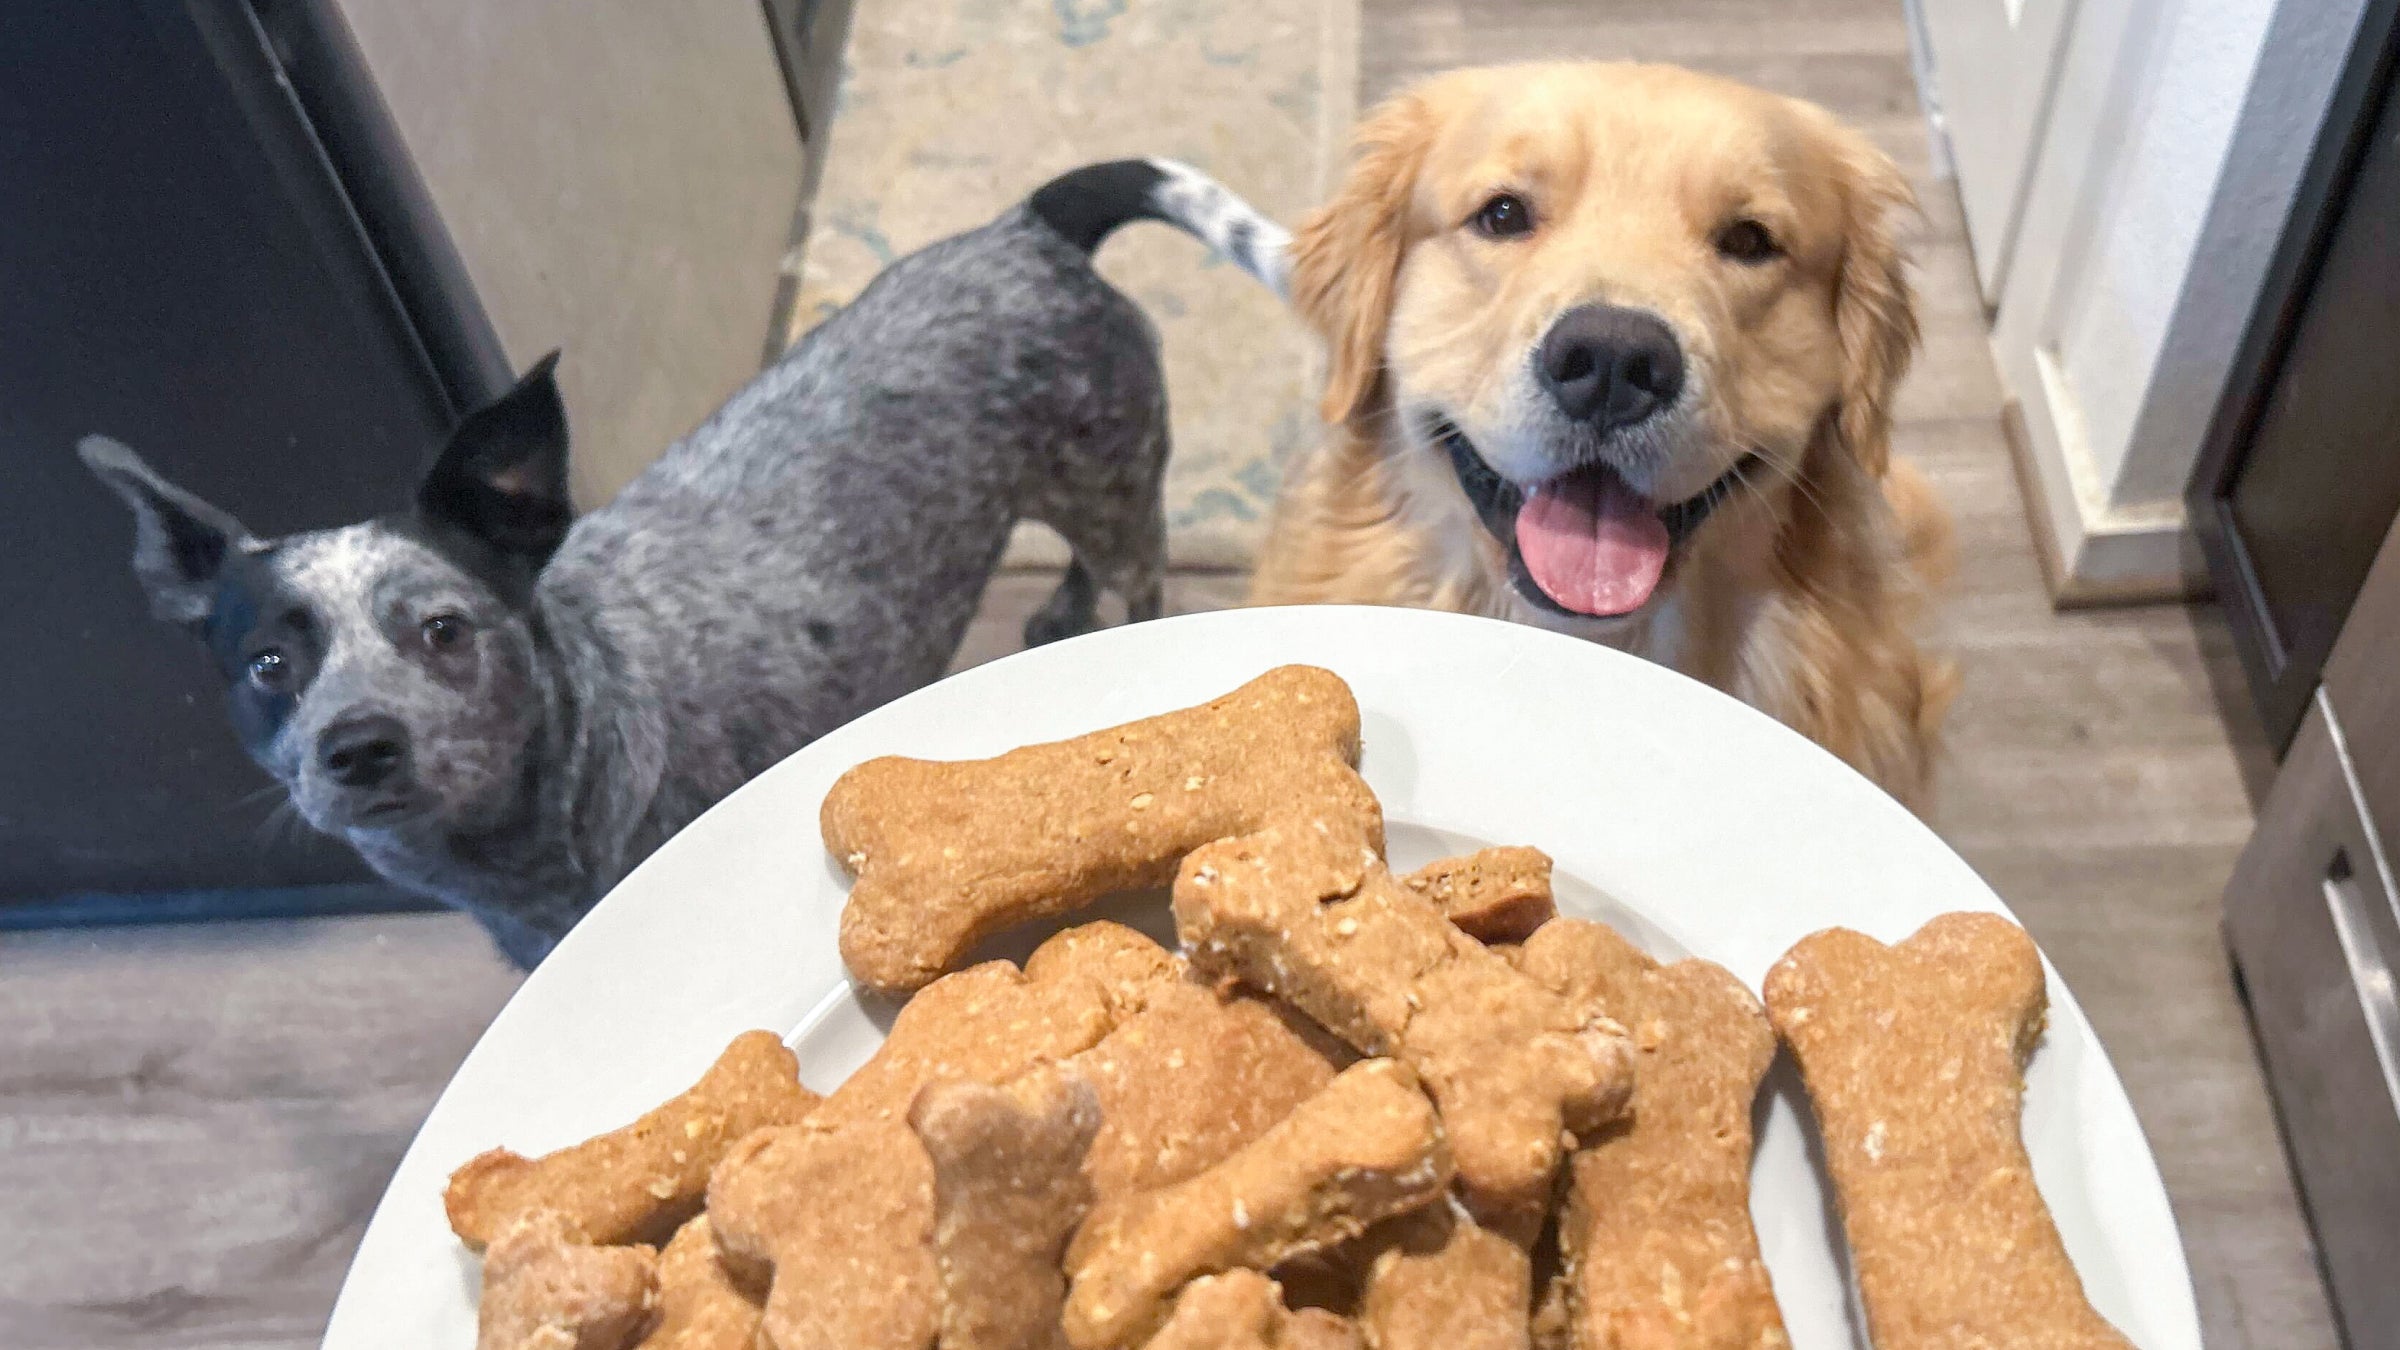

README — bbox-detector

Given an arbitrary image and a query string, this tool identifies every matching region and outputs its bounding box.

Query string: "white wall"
[2053,0,2280,499]
[2116,0,2376,505]
[335,1,803,507]
[1943,0,2366,599]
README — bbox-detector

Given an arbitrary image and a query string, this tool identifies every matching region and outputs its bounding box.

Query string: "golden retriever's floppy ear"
[1291,92,1434,424]
[1827,131,1920,478]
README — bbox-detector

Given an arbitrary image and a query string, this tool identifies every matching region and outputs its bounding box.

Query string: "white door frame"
[1910,0,2081,303]
[1925,0,2370,603]
[1985,0,2187,602]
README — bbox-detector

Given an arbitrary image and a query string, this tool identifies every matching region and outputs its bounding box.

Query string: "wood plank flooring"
[0,1,2339,1345]
[0,916,521,1348]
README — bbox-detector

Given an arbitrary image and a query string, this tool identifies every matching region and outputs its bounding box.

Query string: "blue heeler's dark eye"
[420,614,471,652]
[248,649,287,688]
[1471,192,1535,239]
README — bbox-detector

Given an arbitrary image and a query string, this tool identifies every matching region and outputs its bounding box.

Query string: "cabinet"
[2191,0,2400,751]
[0,3,475,913]
[2223,680,2400,1342]
[3,0,818,923]
[2202,4,2400,1341]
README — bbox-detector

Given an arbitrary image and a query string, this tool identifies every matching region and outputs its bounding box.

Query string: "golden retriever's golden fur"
[1252,62,1955,806]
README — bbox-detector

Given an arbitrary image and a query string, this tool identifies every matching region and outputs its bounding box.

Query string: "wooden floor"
[0,2,2339,1346]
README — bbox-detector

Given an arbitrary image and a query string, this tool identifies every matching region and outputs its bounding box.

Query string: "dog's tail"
[1027,158,1291,298]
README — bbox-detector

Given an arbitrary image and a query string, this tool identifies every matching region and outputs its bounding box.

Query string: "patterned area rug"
[789,0,1357,568]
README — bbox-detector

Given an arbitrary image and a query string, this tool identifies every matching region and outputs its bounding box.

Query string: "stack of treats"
[444,666,2137,1350]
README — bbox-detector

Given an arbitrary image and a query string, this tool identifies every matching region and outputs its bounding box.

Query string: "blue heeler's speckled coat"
[80,160,1289,965]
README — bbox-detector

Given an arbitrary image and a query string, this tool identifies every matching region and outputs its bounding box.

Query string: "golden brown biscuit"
[1144,1270,1364,1350]
[705,1117,912,1350]
[707,959,1119,1350]
[1070,976,1347,1200]
[1763,913,2131,1349]
[1356,1206,1530,1350]
[636,1217,760,1350]
[1146,1271,1360,1350]
[1064,1059,1452,1350]
[446,1030,817,1249]
[815,953,1121,1129]
[477,1210,658,1350]
[1173,826,1634,1231]
[1513,920,1786,1350]
[825,665,1384,994]
[1026,920,1186,1023]
[1400,847,1555,945]
[911,1068,1103,1350]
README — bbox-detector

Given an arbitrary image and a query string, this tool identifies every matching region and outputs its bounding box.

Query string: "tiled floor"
[0,1,2341,1346]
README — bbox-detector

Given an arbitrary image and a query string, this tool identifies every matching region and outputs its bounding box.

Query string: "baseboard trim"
[2001,398,2072,599]
[2000,398,2214,609]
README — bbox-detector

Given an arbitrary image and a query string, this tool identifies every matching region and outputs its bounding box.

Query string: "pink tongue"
[1514,468,1671,616]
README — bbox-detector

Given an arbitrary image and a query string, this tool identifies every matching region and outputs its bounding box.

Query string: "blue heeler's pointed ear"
[419,350,574,568]
[77,434,261,629]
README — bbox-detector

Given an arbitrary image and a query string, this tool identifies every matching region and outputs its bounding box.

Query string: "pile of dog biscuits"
[446,664,2135,1350]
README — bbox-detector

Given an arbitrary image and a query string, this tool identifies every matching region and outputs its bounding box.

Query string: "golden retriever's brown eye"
[1714,219,1781,264]
[1471,193,1536,240]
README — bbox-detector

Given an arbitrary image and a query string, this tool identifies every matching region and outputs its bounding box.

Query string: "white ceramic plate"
[325,606,2200,1348]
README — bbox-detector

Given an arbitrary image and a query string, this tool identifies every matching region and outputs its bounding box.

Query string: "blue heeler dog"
[81,160,1289,967]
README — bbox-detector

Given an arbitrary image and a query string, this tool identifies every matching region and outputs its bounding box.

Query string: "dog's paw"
[1023,607,1096,648]
[1024,565,1100,647]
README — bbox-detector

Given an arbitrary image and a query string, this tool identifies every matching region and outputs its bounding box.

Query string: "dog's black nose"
[320,715,410,790]
[1536,305,1685,430]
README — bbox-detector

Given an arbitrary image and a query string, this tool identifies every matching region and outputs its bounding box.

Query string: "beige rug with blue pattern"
[790,0,1357,569]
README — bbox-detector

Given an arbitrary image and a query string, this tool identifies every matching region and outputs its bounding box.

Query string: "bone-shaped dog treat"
[1356,1206,1531,1350]
[446,1030,818,1249]
[819,939,1125,1128]
[1763,913,2132,1350]
[706,1116,921,1350]
[1026,920,1188,1024]
[1064,1058,1451,1350]
[707,956,1120,1350]
[1401,847,1555,945]
[1070,975,1347,1200]
[477,1210,658,1350]
[1143,1270,1364,1350]
[638,1216,760,1350]
[1513,920,1786,1350]
[1173,826,1634,1230]
[825,665,1384,993]
[911,1068,1103,1350]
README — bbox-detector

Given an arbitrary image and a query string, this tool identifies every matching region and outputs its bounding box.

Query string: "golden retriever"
[1251,62,1955,806]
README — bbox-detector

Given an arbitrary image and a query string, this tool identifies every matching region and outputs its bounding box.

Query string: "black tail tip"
[1027,159,1169,253]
